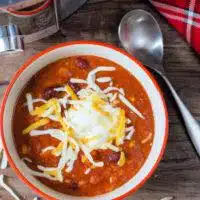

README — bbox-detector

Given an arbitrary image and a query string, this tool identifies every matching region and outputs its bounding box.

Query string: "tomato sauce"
[13,56,154,196]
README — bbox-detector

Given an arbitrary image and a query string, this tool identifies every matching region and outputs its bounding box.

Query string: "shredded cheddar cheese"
[44,169,58,177]
[52,142,63,156]
[23,118,50,135]
[91,94,106,105]
[30,99,57,116]
[118,151,126,167]
[81,155,87,163]
[65,85,78,100]
[44,169,63,182]
[92,103,110,117]
[115,109,126,146]
[91,94,110,117]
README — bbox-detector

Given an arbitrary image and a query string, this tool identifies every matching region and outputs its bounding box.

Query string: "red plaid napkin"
[151,0,200,53]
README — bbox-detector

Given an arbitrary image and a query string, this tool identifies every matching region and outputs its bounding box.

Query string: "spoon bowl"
[119,9,163,68]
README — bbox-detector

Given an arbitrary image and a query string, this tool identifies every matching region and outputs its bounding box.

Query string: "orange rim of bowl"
[0,41,169,200]
[7,0,52,16]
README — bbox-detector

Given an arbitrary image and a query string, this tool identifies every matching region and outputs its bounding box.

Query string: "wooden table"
[0,0,200,199]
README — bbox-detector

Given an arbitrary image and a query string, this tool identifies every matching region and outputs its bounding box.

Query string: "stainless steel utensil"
[118,9,200,156]
[0,24,23,53]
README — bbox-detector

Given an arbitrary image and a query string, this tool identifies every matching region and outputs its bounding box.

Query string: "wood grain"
[0,0,200,199]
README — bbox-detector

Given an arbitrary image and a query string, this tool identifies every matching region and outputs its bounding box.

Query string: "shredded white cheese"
[55,143,74,174]
[68,100,85,105]
[27,168,58,181]
[59,96,69,109]
[24,98,47,107]
[109,93,117,102]
[37,165,57,172]
[26,93,33,113]
[47,115,59,121]
[125,126,135,140]
[64,147,76,173]
[125,126,134,132]
[101,143,119,152]
[70,78,87,84]
[42,107,54,118]
[84,168,91,175]
[30,129,65,141]
[54,87,66,92]
[0,175,20,200]
[96,77,112,83]
[103,87,125,95]
[65,149,77,173]
[87,67,115,92]
[126,118,131,124]
[68,137,80,153]
[38,162,64,181]
[41,146,55,153]
[106,93,113,99]
[119,94,144,119]
[77,88,93,99]
[81,144,104,167]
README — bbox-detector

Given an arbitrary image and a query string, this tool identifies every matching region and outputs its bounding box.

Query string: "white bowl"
[0,41,168,200]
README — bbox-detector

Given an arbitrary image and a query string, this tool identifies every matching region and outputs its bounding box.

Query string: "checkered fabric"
[150,0,200,53]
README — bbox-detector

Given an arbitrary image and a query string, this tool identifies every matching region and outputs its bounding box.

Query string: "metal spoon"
[118,9,200,156]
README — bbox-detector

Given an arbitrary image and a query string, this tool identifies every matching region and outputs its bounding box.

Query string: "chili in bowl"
[0,41,168,200]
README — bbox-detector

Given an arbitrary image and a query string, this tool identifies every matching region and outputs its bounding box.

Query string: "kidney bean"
[68,182,79,190]
[42,86,60,100]
[68,82,81,93]
[75,57,90,69]
[106,152,120,163]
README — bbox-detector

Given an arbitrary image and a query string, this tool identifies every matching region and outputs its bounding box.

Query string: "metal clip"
[0,24,23,53]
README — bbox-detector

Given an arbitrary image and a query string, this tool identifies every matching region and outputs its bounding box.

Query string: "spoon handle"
[161,74,200,156]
